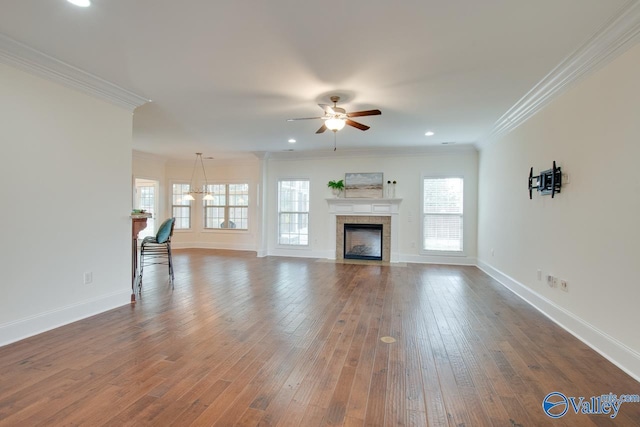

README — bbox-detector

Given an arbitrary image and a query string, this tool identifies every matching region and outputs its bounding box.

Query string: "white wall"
[266,148,478,263]
[478,43,640,378]
[164,157,262,251]
[0,63,133,345]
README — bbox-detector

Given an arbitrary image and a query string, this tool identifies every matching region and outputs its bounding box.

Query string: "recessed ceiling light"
[425,131,435,136]
[288,139,296,144]
[67,0,91,7]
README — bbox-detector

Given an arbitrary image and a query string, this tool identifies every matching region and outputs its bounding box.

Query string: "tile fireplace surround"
[326,198,402,262]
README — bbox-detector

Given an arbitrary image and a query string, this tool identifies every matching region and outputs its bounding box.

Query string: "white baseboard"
[477,259,640,382]
[172,244,330,259]
[268,248,333,259]
[172,242,257,251]
[400,254,477,265]
[172,245,477,266]
[0,290,131,347]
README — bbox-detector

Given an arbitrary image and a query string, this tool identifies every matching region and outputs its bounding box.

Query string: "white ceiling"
[0,0,631,159]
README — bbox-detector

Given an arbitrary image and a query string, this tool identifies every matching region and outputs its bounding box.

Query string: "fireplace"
[335,215,391,262]
[327,198,401,262]
[344,223,383,261]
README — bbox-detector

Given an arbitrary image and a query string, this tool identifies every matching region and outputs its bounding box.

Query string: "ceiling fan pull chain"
[334,132,337,151]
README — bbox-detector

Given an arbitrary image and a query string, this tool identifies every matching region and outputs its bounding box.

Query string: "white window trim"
[170,180,193,232]
[420,174,466,257]
[276,177,311,248]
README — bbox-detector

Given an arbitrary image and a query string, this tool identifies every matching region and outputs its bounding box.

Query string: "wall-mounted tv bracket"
[528,161,562,199]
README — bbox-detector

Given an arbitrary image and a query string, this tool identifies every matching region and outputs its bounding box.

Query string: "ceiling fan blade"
[287,117,322,121]
[347,109,382,118]
[316,124,328,134]
[346,119,370,131]
[319,104,336,115]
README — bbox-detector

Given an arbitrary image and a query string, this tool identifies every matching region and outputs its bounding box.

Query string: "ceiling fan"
[287,96,381,134]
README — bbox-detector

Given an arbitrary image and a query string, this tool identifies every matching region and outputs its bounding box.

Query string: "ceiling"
[0,0,631,159]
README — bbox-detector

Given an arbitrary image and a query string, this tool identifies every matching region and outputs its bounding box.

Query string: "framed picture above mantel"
[344,172,384,198]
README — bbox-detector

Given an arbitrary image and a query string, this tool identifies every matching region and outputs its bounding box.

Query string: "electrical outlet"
[83,272,93,285]
[560,279,568,292]
[553,277,559,288]
[547,275,555,288]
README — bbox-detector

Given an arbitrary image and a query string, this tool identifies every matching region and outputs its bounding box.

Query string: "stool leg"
[167,243,174,289]
[138,245,145,292]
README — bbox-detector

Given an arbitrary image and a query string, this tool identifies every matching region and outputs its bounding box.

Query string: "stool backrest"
[155,217,175,243]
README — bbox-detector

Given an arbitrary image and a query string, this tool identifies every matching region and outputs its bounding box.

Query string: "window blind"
[423,177,463,252]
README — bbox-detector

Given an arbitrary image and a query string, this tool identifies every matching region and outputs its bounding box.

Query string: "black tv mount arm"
[528,161,562,199]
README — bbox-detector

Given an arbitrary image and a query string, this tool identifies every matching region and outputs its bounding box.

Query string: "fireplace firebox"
[343,223,383,261]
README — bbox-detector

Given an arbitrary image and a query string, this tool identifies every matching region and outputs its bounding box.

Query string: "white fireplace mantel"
[327,198,402,262]
[326,198,402,215]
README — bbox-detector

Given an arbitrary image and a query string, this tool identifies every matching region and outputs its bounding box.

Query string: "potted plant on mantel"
[327,179,345,197]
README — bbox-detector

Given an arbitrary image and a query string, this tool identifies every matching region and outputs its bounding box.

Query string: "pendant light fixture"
[184,153,214,201]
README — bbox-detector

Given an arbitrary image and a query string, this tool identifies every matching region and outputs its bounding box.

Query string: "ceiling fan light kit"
[67,0,91,7]
[288,95,381,135]
[325,117,346,131]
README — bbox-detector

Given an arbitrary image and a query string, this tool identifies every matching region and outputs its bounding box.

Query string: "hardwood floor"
[0,249,638,426]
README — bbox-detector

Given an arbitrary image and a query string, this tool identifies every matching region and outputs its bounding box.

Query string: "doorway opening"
[134,178,159,240]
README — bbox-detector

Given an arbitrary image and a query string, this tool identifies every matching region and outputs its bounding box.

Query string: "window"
[204,183,249,230]
[422,177,463,252]
[172,183,192,229]
[278,179,309,246]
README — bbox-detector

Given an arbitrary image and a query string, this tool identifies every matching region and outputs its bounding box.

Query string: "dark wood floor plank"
[343,271,388,424]
[325,273,381,426]
[306,276,369,413]
[0,250,637,427]
[363,269,393,426]
[190,345,282,426]
[234,407,264,426]
[420,277,478,426]
[212,345,304,426]
[407,271,449,427]
[275,400,307,427]
[385,268,409,427]
[300,403,328,425]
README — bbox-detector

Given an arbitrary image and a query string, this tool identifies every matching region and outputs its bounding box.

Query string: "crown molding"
[132,150,169,163]
[481,0,640,147]
[0,33,150,111]
[267,144,477,161]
